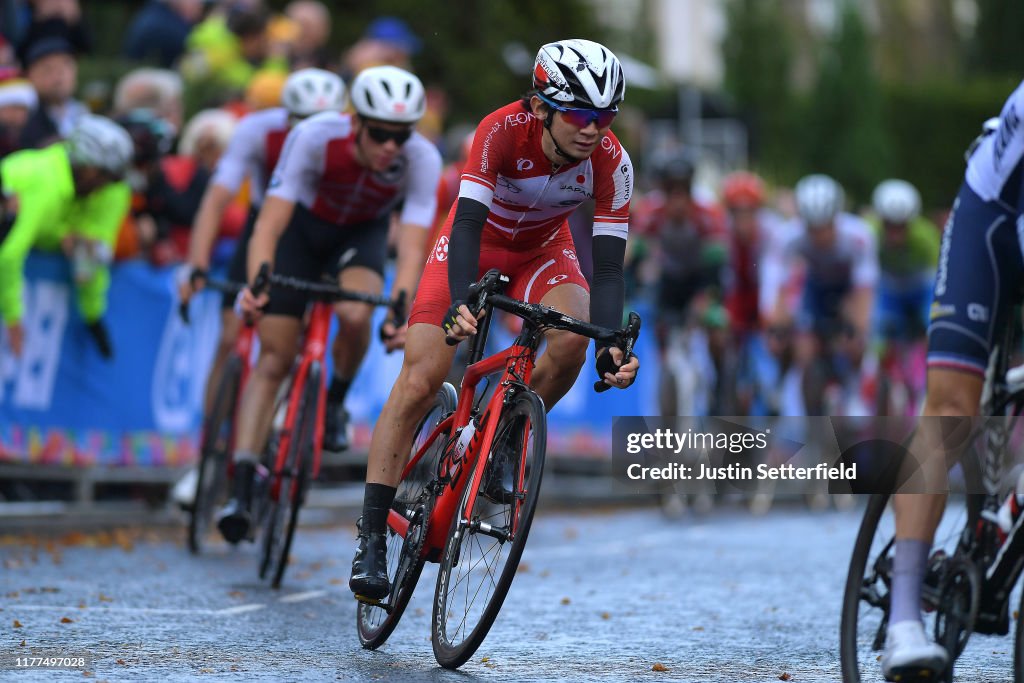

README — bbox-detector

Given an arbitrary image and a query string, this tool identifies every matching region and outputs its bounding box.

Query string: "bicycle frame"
[389,311,539,561]
[268,300,332,500]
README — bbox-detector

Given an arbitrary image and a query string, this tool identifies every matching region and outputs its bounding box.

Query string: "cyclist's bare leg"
[365,322,457,487]
[530,283,590,410]
[887,367,981,631]
[203,310,242,413]
[331,266,385,381]
[233,314,302,458]
[893,368,982,540]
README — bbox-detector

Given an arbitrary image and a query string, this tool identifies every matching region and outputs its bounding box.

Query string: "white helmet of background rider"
[66,114,134,178]
[872,179,921,224]
[795,174,845,227]
[282,68,347,118]
[350,65,426,124]
[533,38,625,109]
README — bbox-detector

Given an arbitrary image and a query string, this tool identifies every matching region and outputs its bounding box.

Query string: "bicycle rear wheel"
[262,367,318,589]
[839,438,983,682]
[358,382,458,649]
[431,388,546,669]
[188,356,242,554]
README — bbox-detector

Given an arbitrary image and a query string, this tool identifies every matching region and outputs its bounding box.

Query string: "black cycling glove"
[441,300,467,336]
[86,319,114,360]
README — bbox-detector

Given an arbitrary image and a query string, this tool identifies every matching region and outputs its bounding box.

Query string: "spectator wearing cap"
[0,69,37,158]
[123,0,206,68]
[19,34,86,149]
[342,15,420,77]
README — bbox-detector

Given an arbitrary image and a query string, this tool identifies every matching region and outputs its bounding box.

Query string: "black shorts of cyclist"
[927,182,1024,377]
[220,206,260,310]
[263,203,389,319]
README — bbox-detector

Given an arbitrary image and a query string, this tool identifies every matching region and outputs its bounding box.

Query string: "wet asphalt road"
[0,502,1019,682]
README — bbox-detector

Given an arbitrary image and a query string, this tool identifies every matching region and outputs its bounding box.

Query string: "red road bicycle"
[254,267,405,588]
[356,269,640,668]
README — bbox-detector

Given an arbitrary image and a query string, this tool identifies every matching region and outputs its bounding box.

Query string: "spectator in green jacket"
[0,114,133,358]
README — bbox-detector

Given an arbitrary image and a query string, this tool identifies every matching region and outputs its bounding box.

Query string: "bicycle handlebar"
[448,269,642,393]
[177,266,255,325]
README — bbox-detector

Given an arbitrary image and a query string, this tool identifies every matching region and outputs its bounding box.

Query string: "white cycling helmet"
[66,114,134,178]
[533,38,625,109]
[282,68,347,118]
[872,179,921,224]
[350,65,425,124]
[795,174,845,227]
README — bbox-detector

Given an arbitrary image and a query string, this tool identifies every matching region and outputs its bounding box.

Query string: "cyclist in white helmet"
[765,173,878,415]
[172,68,347,510]
[348,38,639,600]
[0,114,133,359]
[222,65,441,543]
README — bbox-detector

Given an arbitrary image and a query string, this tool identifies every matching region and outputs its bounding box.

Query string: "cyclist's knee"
[395,363,443,409]
[544,329,588,369]
[334,303,373,334]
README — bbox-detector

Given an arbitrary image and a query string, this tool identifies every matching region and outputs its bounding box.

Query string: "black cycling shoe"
[217,462,255,544]
[323,402,351,452]
[482,435,519,505]
[349,520,390,600]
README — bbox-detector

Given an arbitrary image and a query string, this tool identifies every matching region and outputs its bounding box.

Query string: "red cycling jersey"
[409,100,633,328]
[210,107,289,207]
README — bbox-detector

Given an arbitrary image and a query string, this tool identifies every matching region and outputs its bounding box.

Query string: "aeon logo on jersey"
[516,158,534,171]
[505,112,533,129]
[600,135,621,160]
[563,249,577,261]
[547,274,568,285]
[433,235,450,262]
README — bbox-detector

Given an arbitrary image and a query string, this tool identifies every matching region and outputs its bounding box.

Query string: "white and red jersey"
[210,107,290,207]
[267,110,441,228]
[458,101,633,247]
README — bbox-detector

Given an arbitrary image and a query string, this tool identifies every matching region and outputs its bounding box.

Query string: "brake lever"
[593,312,641,393]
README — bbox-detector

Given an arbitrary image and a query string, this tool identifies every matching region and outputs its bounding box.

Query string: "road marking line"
[278,590,326,603]
[215,603,267,615]
[12,605,221,615]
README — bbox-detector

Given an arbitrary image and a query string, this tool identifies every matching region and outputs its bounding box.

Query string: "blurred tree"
[721,0,798,179]
[970,0,1024,77]
[875,0,962,84]
[803,1,889,205]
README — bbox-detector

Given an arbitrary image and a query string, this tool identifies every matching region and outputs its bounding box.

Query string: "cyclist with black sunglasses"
[220,65,441,544]
[349,38,640,601]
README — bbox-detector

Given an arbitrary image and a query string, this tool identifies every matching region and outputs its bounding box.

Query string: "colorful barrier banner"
[0,253,657,467]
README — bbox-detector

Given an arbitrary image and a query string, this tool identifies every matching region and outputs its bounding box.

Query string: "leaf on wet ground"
[539,569,550,578]
[40,587,59,593]
[13,619,22,628]
[98,593,114,603]
[6,591,19,598]
[692,626,705,631]
[116,659,126,665]
[82,671,93,677]
[601,612,611,620]
[60,616,74,623]
[19,639,25,646]
[78,603,87,609]
[517,562,530,573]
[328,578,344,585]
[560,597,571,605]
[779,674,793,681]
[651,663,669,672]
[228,591,245,599]
[563,527,579,540]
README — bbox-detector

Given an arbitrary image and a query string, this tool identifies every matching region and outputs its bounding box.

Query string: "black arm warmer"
[447,197,489,303]
[590,235,627,339]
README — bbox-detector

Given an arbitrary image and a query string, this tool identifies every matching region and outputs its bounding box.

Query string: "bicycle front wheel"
[358,382,458,649]
[188,355,242,554]
[263,368,318,589]
[431,388,546,669]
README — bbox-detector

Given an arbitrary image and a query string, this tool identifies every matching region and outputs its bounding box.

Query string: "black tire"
[258,375,293,580]
[1015,586,1024,683]
[840,439,983,682]
[432,388,546,669]
[188,356,242,554]
[358,382,458,649]
[263,366,319,589]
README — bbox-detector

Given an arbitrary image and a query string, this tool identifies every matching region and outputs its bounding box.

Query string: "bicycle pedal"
[885,668,941,682]
[353,593,383,606]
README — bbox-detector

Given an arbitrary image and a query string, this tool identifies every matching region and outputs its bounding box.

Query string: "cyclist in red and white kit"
[179,68,346,431]
[221,66,442,543]
[349,39,640,600]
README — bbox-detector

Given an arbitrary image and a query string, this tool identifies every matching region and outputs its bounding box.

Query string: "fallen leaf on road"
[328,578,344,585]
[779,674,793,681]
[78,603,86,609]
[517,563,530,573]
[481,657,489,662]
[82,671,93,677]
[228,591,245,599]
[601,612,611,620]
[652,663,669,672]
[563,527,579,540]
[41,587,59,593]
[116,660,126,665]
[539,570,550,578]
[98,594,113,603]
[13,620,22,628]
[560,597,571,605]
[19,639,25,646]
[6,591,19,598]
[692,626,705,632]
[60,617,74,623]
